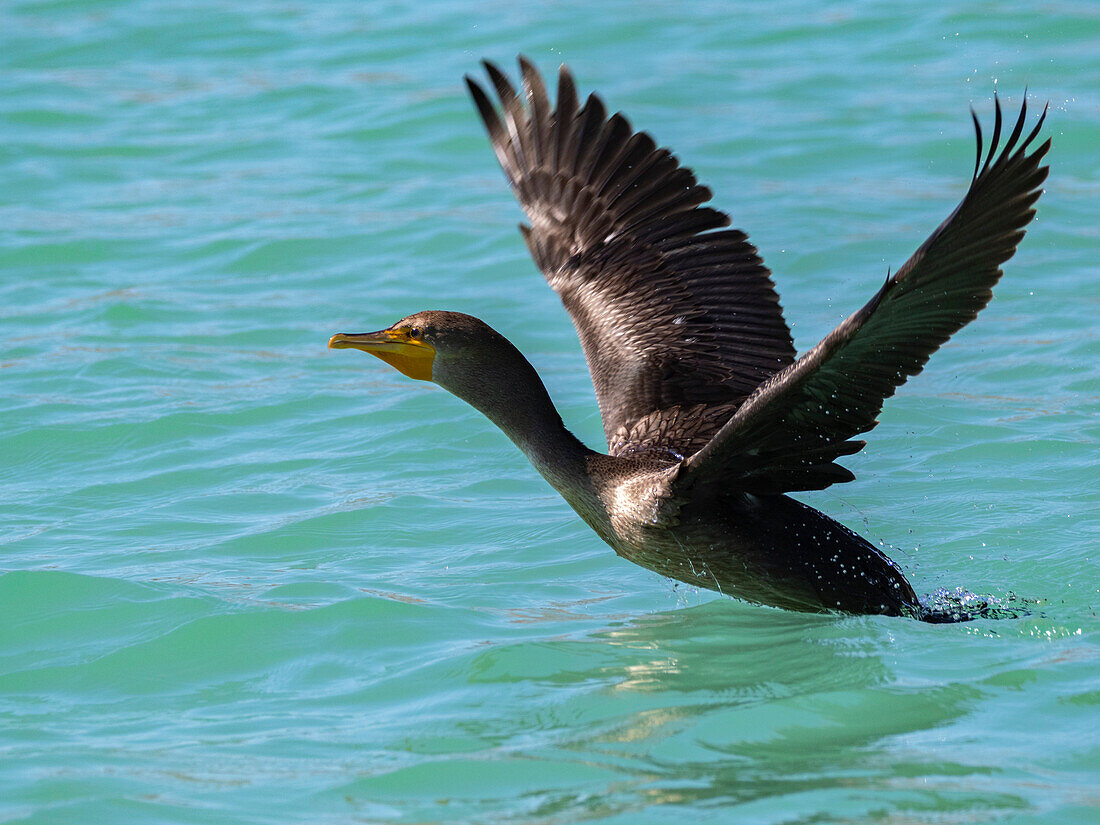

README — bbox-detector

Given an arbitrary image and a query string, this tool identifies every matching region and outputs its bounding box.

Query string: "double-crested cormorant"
[329,58,1049,620]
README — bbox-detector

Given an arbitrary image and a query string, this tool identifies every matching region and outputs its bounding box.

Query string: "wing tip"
[971,90,1051,180]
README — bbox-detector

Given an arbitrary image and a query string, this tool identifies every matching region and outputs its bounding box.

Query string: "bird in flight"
[330,57,1049,620]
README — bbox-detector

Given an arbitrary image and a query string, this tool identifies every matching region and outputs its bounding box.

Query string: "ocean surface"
[2,1,1098,822]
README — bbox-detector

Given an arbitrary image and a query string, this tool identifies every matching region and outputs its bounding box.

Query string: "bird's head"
[328,311,532,407]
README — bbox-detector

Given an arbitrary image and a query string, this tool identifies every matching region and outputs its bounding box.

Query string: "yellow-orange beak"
[328,329,435,381]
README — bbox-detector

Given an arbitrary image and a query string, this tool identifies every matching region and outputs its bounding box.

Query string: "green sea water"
[2,1,1098,822]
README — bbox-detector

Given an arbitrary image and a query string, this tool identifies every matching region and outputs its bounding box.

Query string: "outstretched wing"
[466,57,796,456]
[675,97,1051,495]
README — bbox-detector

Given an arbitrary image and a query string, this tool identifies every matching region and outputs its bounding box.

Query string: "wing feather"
[676,97,1050,494]
[466,58,797,454]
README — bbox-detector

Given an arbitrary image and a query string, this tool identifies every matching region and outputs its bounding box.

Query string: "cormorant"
[329,58,1049,620]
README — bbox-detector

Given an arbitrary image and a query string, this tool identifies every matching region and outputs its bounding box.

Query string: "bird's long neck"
[436,350,596,495]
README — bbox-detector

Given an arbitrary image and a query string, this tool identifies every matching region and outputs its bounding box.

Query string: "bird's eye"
[407,326,422,339]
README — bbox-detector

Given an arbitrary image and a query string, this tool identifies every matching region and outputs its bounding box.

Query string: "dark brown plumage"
[332,58,1050,620]
[467,59,797,453]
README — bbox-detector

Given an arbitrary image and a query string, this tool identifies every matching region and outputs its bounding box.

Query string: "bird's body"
[560,456,920,617]
[330,58,1049,620]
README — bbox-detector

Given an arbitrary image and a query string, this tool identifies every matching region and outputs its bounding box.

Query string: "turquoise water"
[2,0,1098,821]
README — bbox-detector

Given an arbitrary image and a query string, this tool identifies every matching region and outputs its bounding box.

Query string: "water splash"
[917,587,1035,623]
